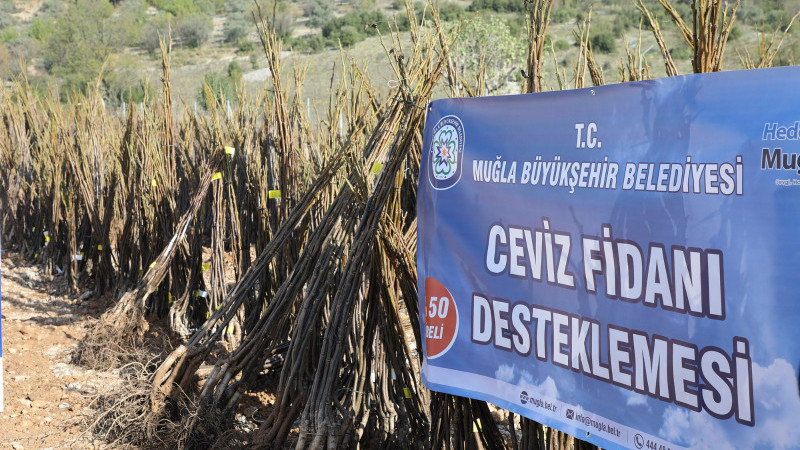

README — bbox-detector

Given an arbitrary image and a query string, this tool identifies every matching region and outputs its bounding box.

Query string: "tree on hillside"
[44,0,116,97]
[176,13,213,48]
[115,0,149,47]
[224,0,255,50]
[142,15,173,55]
[254,0,294,38]
[306,0,333,27]
[224,16,250,44]
[453,15,524,95]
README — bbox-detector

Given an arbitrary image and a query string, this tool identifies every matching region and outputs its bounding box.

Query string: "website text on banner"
[417,66,800,450]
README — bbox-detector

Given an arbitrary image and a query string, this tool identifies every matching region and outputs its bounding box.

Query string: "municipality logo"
[428,115,464,190]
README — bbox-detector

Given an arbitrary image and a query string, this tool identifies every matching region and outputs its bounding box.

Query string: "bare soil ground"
[0,252,119,449]
[0,251,501,449]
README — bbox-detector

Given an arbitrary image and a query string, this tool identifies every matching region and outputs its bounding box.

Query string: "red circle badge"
[425,277,459,359]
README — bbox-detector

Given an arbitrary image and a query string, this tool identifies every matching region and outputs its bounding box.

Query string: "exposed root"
[74,303,149,370]
[86,354,235,450]
[74,331,145,372]
[74,308,176,372]
[84,358,165,448]
[209,430,251,449]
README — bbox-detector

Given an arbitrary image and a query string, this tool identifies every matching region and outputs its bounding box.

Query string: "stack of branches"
[639,0,741,74]
[0,73,122,291]
[522,0,554,94]
[618,24,652,82]
[739,10,800,69]
[636,2,797,84]
[145,5,441,448]
[143,3,602,448]
[0,26,323,370]
[572,10,605,88]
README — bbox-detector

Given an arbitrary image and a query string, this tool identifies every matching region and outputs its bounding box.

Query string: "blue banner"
[417,66,800,450]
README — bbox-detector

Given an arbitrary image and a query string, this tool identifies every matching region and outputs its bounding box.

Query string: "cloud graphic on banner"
[519,371,559,400]
[659,358,800,449]
[619,388,648,407]
[748,359,800,448]
[495,364,515,383]
[494,365,559,400]
[660,407,735,450]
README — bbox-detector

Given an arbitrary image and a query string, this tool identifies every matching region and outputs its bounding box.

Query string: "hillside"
[1,1,800,109]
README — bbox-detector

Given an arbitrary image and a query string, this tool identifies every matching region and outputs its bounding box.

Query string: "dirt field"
[0,252,118,449]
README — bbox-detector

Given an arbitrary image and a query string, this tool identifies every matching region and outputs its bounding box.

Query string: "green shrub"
[590,28,616,54]
[253,0,294,38]
[505,15,524,36]
[439,3,465,21]
[351,0,376,9]
[736,2,764,25]
[320,11,388,48]
[453,15,523,95]
[728,25,741,41]
[0,28,18,44]
[0,0,15,30]
[306,0,333,27]
[775,36,800,66]
[468,0,524,13]
[612,8,641,35]
[197,62,243,109]
[293,33,327,53]
[550,7,577,24]
[669,45,692,61]
[141,17,171,55]
[764,9,793,31]
[28,17,53,42]
[554,39,570,51]
[228,61,243,83]
[113,0,148,47]
[337,25,360,47]
[236,39,255,53]
[38,0,65,18]
[176,13,212,48]
[103,57,155,104]
[152,0,216,16]
[224,17,249,44]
